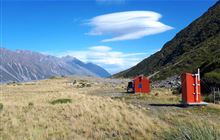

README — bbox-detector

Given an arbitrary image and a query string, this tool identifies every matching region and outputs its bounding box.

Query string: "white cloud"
[87,11,173,42]
[89,46,112,52]
[50,46,152,74]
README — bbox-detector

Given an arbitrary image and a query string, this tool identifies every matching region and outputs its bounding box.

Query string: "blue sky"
[1,0,218,74]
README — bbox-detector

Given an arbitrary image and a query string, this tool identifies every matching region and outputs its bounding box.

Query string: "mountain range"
[114,1,220,87]
[0,48,111,83]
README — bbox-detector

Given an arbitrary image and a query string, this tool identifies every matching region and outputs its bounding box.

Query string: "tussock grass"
[0,77,219,140]
[0,77,165,140]
[163,120,220,140]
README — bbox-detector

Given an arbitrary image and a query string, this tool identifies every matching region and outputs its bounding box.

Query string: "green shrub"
[203,95,214,103]
[204,70,220,83]
[163,121,220,140]
[50,98,72,105]
[171,87,181,95]
[0,103,3,111]
[7,81,17,85]
[28,102,34,106]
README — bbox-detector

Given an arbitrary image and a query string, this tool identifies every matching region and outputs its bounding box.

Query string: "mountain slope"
[114,1,220,85]
[83,63,111,78]
[62,56,111,77]
[0,48,110,83]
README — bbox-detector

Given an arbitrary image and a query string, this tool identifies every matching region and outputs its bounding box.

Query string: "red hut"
[181,69,208,105]
[181,72,201,104]
[133,75,150,93]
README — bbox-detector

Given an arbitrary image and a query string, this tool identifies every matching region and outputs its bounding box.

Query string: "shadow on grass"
[149,103,187,108]
[120,91,134,94]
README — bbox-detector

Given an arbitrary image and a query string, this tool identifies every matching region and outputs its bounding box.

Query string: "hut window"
[138,83,142,88]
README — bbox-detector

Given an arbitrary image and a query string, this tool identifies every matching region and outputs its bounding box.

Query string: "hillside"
[114,1,220,86]
[0,48,111,83]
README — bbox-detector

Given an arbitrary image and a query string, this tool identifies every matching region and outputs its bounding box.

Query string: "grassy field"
[0,77,220,140]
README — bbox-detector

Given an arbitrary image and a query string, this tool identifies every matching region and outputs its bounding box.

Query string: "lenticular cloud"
[87,11,173,42]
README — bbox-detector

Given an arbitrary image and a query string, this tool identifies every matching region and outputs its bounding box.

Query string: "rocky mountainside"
[114,1,220,87]
[0,48,111,83]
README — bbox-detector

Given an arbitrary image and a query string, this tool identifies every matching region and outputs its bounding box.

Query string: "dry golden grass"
[0,77,219,140]
[0,77,165,140]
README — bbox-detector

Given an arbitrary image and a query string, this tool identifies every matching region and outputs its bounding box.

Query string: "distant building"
[127,75,151,93]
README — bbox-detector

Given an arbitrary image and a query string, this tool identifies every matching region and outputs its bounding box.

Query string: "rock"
[74,80,92,88]
[72,80,77,85]
[152,75,181,88]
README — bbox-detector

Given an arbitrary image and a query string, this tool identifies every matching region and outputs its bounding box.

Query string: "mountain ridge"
[0,48,111,83]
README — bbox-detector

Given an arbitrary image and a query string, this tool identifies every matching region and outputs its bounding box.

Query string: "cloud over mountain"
[55,46,148,74]
[87,11,173,42]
